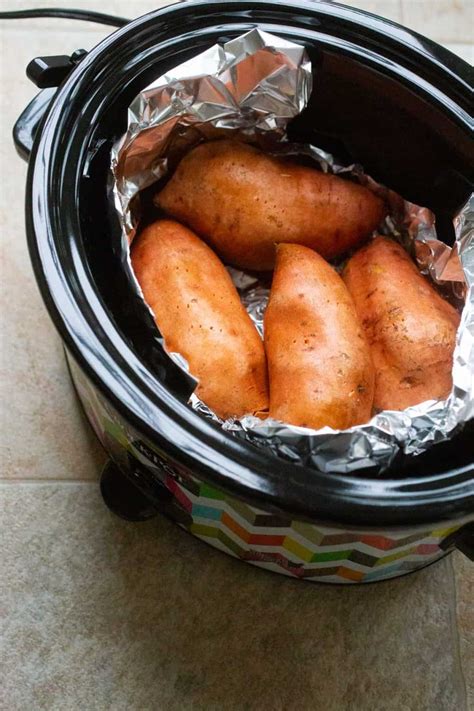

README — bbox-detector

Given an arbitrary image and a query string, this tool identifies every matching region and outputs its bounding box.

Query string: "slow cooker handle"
[13,51,87,161]
[13,88,56,161]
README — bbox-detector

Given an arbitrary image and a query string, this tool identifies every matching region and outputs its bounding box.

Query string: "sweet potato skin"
[155,140,386,270]
[264,244,375,429]
[342,236,460,411]
[131,219,268,419]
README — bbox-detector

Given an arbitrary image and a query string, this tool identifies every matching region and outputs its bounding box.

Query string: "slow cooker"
[13,0,474,583]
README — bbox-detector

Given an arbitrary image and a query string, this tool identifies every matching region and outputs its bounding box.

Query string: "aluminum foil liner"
[111,29,473,474]
[112,28,311,240]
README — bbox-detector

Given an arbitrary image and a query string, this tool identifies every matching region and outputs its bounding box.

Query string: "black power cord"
[0,7,129,27]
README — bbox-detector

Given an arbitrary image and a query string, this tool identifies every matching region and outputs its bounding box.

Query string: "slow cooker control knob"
[100,461,159,522]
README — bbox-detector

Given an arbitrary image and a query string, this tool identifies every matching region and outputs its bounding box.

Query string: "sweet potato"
[131,219,268,419]
[264,244,375,429]
[342,236,460,411]
[155,140,386,270]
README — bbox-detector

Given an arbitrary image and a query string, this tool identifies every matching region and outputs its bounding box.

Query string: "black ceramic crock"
[13,0,474,583]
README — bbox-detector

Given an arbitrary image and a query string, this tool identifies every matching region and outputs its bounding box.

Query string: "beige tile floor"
[0,1,472,709]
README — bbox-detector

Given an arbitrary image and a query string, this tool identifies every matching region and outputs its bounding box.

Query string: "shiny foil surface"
[111,29,473,474]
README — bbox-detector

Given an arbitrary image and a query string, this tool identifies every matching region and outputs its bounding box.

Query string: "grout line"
[0,479,98,485]
[398,0,404,27]
[447,554,468,711]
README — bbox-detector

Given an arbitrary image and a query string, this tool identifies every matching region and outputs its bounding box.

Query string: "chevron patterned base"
[69,356,463,584]
[164,473,455,583]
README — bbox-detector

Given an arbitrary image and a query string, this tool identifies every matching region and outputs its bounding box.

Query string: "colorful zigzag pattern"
[163,473,457,583]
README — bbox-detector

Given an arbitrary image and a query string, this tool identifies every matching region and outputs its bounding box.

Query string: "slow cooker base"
[99,458,454,585]
[65,353,469,585]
